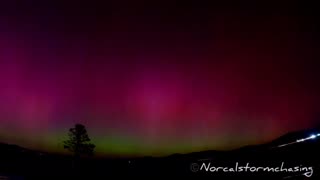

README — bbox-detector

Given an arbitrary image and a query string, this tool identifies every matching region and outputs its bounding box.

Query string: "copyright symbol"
[190,163,199,172]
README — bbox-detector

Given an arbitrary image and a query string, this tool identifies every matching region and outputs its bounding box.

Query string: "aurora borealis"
[0,1,320,157]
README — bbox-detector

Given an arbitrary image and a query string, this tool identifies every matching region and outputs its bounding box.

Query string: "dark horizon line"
[1,126,318,159]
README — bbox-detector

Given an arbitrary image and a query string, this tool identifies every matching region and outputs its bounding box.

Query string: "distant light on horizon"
[309,135,316,139]
[280,132,319,148]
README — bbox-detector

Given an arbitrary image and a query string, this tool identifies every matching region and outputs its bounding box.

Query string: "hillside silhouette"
[0,128,320,179]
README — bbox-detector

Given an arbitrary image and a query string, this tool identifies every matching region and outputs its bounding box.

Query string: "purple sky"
[0,1,319,156]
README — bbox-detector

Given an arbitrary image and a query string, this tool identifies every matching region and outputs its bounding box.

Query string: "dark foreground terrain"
[1,128,320,179]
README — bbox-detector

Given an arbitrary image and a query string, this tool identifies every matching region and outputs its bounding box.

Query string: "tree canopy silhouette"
[64,124,95,157]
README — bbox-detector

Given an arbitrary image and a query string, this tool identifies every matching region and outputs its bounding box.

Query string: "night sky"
[0,1,320,156]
